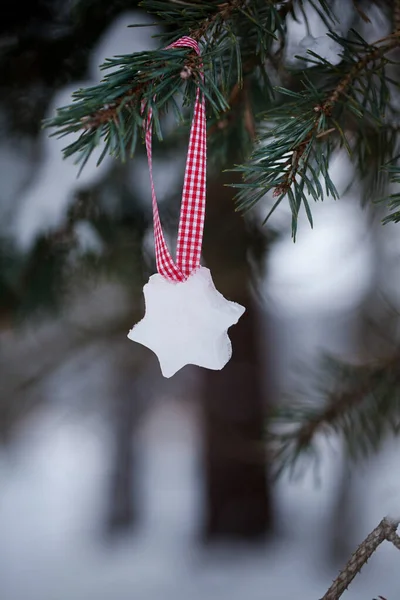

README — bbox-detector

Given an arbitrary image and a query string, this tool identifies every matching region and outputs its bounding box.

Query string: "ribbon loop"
[144,37,206,282]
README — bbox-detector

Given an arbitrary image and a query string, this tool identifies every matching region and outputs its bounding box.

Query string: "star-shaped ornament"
[128,266,245,378]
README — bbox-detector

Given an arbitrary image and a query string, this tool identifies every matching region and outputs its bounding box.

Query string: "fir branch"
[141,0,247,44]
[160,0,303,42]
[46,0,276,165]
[291,36,400,187]
[269,353,400,476]
[321,517,400,600]
[234,30,400,237]
[47,0,337,172]
[189,0,245,42]
[45,46,216,168]
[324,37,399,110]
[380,163,400,224]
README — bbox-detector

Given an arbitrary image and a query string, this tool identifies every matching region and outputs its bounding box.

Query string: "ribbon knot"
[144,36,206,282]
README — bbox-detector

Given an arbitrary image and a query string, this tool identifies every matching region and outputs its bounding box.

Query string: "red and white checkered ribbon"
[144,36,206,282]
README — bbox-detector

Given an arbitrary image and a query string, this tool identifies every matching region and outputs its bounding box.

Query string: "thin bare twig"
[387,528,400,551]
[321,517,400,600]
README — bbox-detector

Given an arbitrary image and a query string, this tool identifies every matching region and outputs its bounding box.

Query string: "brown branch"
[188,0,294,41]
[189,0,243,41]
[243,84,256,140]
[394,0,400,33]
[293,354,400,451]
[81,1,246,132]
[274,35,400,196]
[321,517,400,600]
[352,0,371,23]
[387,529,400,551]
[82,0,292,137]
[73,0,298,146]
[323,40,399,111]
[80,1,400,164]
[81,88,138,130]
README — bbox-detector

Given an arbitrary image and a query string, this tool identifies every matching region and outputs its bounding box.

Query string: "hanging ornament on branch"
[128,37,245,378]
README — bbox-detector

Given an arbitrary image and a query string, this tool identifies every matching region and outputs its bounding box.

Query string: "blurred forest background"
[1,1,400,599]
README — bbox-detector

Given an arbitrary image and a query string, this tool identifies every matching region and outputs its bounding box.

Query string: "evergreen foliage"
[270,353,400,478]
[48,0,399,237]
[29,0,400,472]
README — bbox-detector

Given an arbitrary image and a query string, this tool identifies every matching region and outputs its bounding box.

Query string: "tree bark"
[200,171,274,541]
[105,381,137,537]
[104,337,149,539]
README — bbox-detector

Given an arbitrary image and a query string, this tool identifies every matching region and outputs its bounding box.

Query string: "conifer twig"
[274,36,400,197]
[188,0,243,41]
[269,351,400,474]
[323,39,399,110]
[293,353,400,452]
[321,517,400,600]
[291,382,374,452]
[182,0,294,41]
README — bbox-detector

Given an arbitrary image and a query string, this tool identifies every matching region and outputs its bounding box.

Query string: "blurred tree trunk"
[201,170,274,541]
[327,200,392,564]
[105,374,137,536]
[104,337,149,538]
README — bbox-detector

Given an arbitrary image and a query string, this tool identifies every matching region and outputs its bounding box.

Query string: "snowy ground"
[0,374,400,600]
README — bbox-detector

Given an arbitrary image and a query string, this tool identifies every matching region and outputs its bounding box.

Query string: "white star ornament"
[127,266,245,378]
